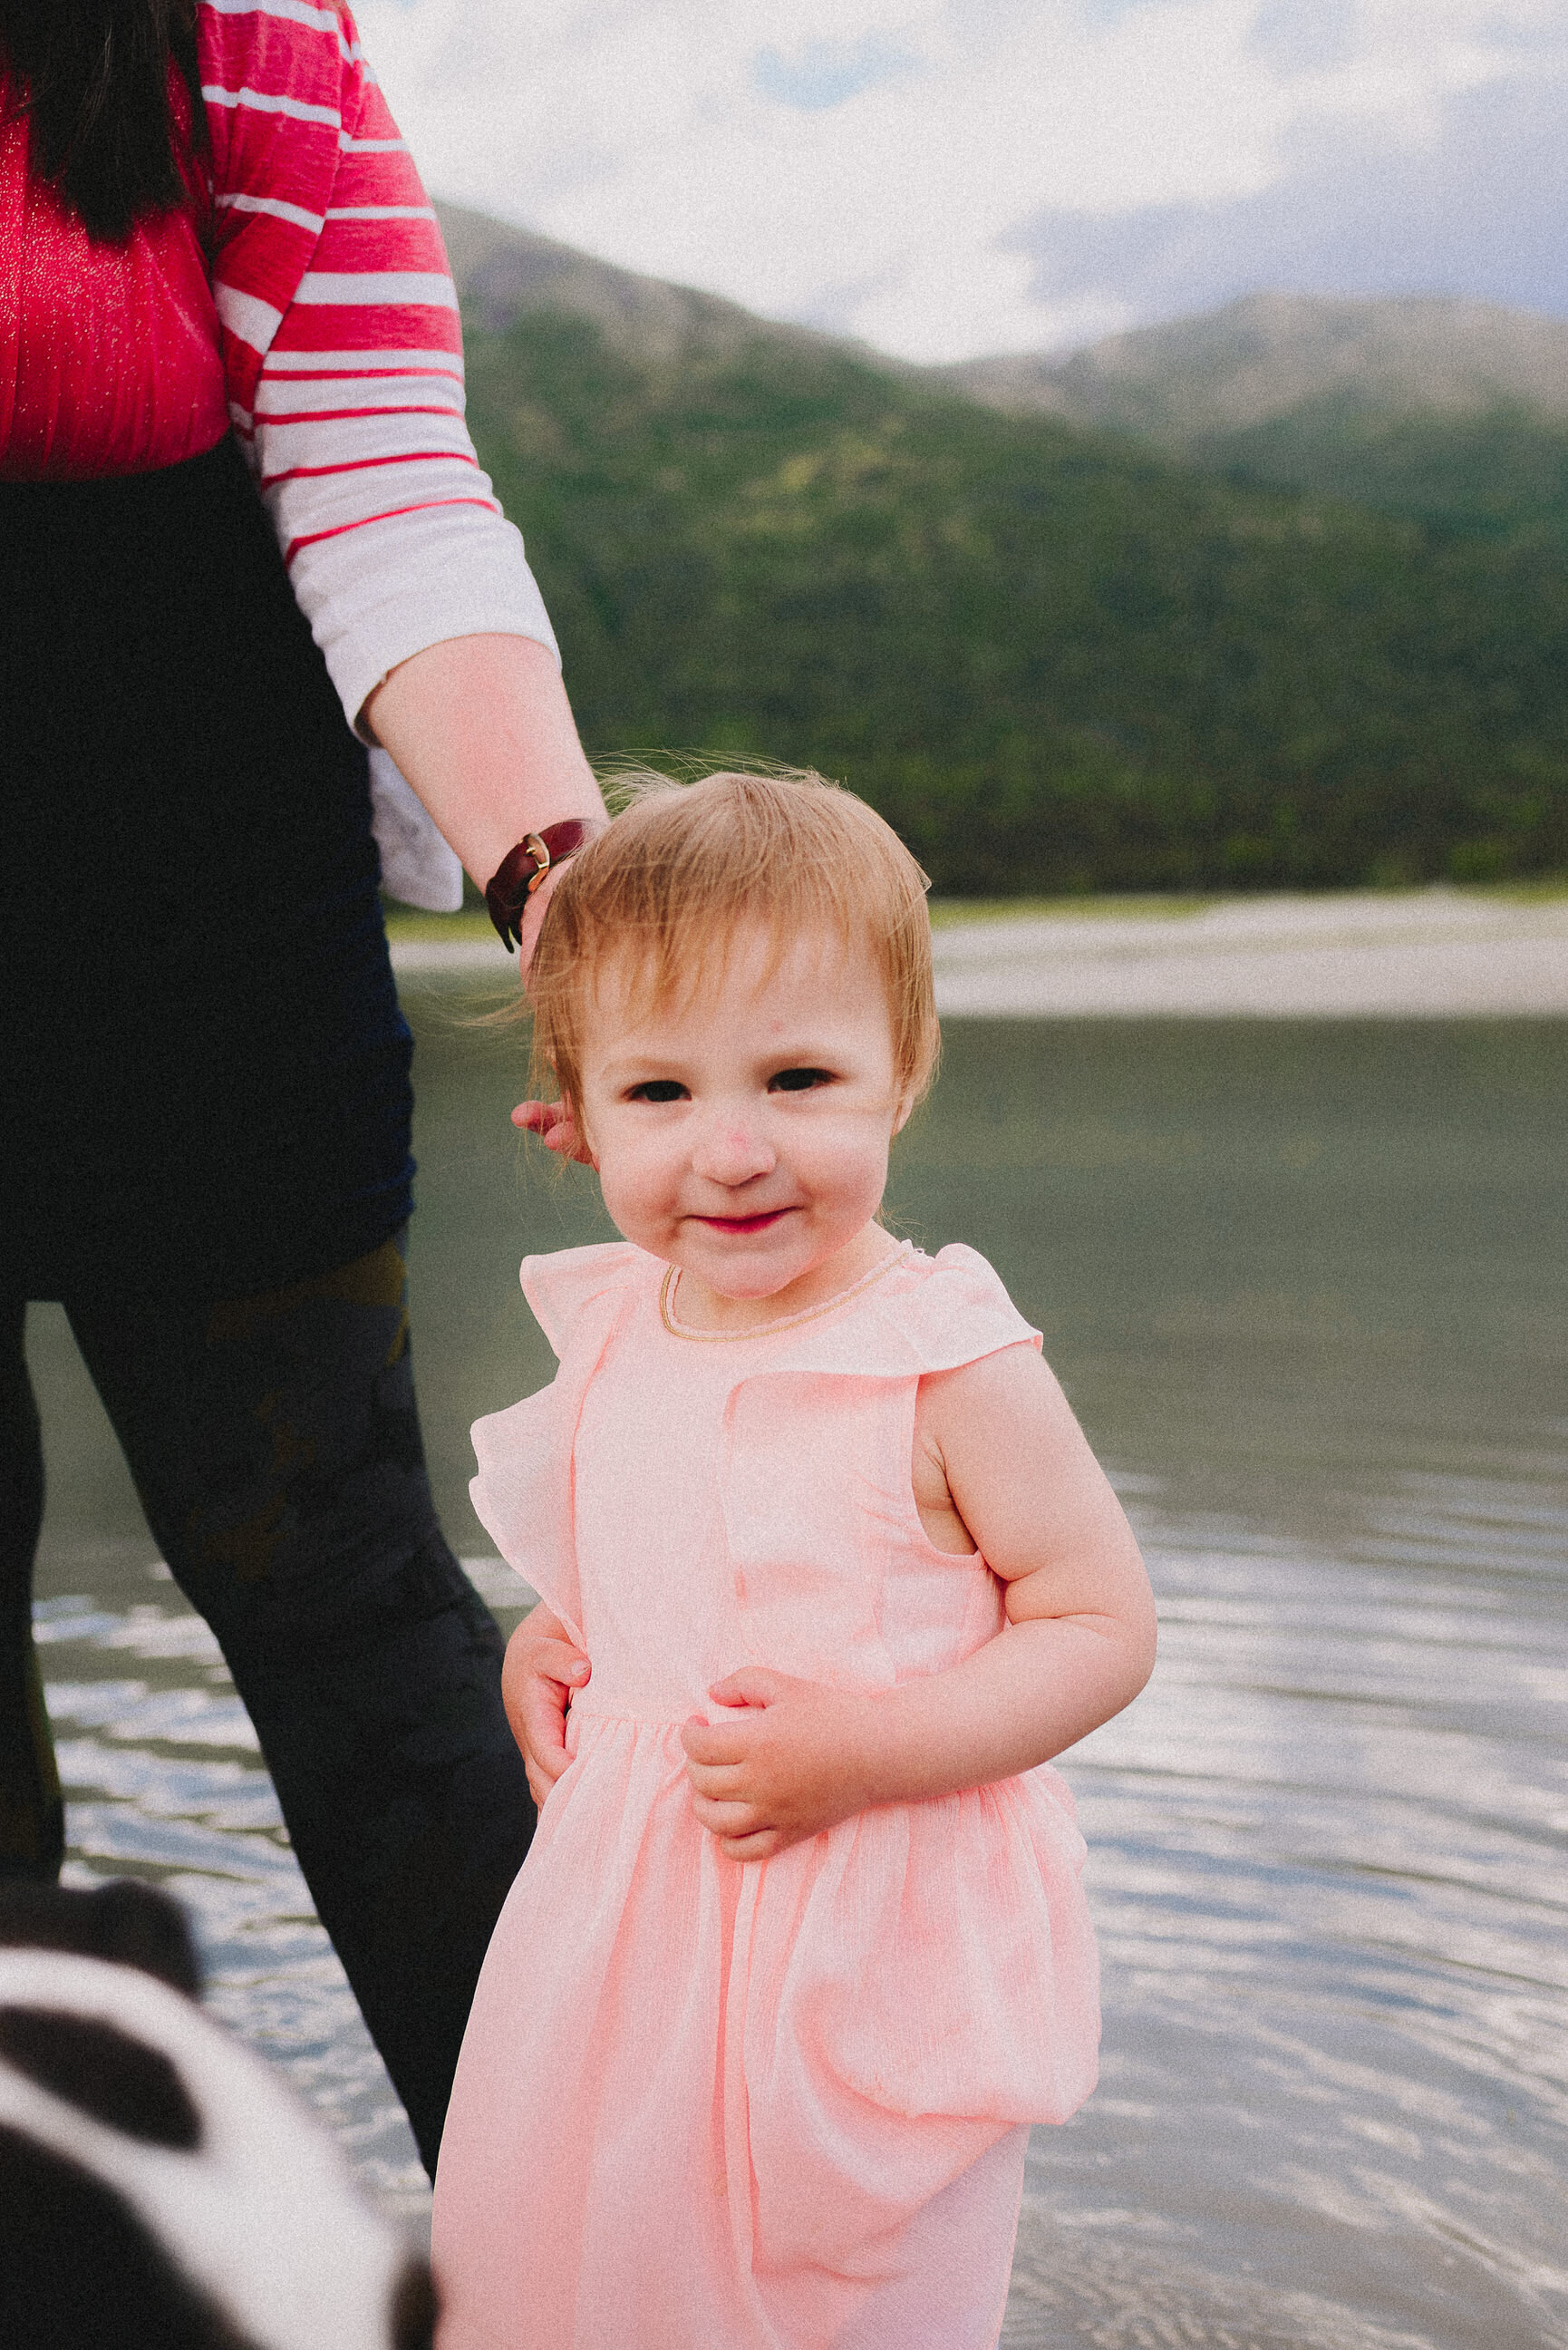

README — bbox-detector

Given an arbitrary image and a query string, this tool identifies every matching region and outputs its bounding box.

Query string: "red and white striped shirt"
[1,0,554,903]
[199,0,556,730]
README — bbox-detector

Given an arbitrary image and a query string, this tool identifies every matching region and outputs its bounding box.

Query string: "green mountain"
[941,292,1568,436]
[942,292,1568,549]
[440,209,1568,893]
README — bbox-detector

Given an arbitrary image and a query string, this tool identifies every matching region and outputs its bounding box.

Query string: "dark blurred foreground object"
[0,1879,437,2350]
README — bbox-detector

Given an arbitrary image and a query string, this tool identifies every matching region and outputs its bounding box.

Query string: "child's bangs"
[594,872,862,1029]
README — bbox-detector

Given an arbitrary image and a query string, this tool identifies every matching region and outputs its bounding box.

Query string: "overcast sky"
[355,0,1568,364]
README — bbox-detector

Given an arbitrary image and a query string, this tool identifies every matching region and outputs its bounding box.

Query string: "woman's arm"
[203,3,606,913]
[363,633,606,953]
[682,1343,1157,1860]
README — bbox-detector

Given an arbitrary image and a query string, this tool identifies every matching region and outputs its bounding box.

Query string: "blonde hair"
[528,767,939,1128]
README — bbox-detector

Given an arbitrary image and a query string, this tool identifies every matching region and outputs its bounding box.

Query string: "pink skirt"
[433,1712,1095,2350]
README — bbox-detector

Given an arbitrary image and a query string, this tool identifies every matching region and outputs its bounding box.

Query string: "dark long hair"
[0,0,205,241]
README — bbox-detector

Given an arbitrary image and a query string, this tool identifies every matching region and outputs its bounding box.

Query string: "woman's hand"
[511,1096,593,1164]
[501,1605,590,1808]
[681,1669,874,1861]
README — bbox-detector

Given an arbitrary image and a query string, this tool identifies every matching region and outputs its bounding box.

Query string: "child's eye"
[768,1067,835,1093]
[625,1080,689,1103]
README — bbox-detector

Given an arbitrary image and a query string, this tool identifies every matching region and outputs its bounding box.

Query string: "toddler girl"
[431,772,1157,2350]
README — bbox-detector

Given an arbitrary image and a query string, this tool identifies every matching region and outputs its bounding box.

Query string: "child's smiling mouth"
[692,1209,795,1235]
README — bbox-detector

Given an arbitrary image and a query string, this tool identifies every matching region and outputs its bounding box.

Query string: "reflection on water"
[1011,1493,1567,2350]
[28,1005,1568,2344]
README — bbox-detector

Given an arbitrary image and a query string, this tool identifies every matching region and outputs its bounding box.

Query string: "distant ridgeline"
[444,206,1568,894]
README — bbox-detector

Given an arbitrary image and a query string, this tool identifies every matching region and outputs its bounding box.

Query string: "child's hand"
[502,1606,590,1808]
[512,1099,595,1165]
[682,1670,872,1861]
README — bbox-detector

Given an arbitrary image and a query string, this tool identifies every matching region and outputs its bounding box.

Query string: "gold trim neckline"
[659,1242,912,1342]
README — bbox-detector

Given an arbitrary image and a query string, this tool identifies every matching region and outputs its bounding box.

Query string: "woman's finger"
[511,1099,570,1147]
[511,1097,593,1165]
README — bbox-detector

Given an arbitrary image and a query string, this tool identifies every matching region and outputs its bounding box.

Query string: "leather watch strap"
[485,819,607,951]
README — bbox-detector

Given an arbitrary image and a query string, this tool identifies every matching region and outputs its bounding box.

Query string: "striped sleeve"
[199,0,557,733]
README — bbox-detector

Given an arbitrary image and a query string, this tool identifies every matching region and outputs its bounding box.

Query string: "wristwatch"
[485,820,607,951]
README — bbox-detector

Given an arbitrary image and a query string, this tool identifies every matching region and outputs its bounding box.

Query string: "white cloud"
[353,0,1568,361]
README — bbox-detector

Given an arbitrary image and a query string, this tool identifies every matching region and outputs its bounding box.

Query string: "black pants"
[0,1234,534,2177]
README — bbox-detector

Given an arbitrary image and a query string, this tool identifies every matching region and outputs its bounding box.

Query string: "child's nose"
[692,1116,776,1185]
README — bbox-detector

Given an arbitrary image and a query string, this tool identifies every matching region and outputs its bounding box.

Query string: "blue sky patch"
[1078,0,1160,24]
[752,34,921,112]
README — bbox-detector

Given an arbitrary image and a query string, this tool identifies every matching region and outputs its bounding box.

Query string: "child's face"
[577,923,911,1307]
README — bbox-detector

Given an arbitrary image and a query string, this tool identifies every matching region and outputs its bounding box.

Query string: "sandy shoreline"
[391,888,1568,1016]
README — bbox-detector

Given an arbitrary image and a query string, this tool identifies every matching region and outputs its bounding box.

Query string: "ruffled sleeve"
[518,1242,650,1357]
[869,1241,1041,1370]
[469,1244,648,1643]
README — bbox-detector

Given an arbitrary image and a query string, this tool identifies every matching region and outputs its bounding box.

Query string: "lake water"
[27,989,1568,2349]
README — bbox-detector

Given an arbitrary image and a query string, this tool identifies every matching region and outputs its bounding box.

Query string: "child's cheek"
[591,1154,642,1248]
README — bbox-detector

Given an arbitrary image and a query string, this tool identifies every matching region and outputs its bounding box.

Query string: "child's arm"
[682,1343,1156,1862]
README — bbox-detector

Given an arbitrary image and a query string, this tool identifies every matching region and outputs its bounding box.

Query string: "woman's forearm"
[361,634,606,889]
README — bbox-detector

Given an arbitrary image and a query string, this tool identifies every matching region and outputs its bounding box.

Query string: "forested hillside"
[945,292,1568,549]
[460,296,1568,894]
[1183,403,1568,553]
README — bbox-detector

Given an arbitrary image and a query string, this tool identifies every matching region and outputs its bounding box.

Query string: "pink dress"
[432,1240,1101,2350]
